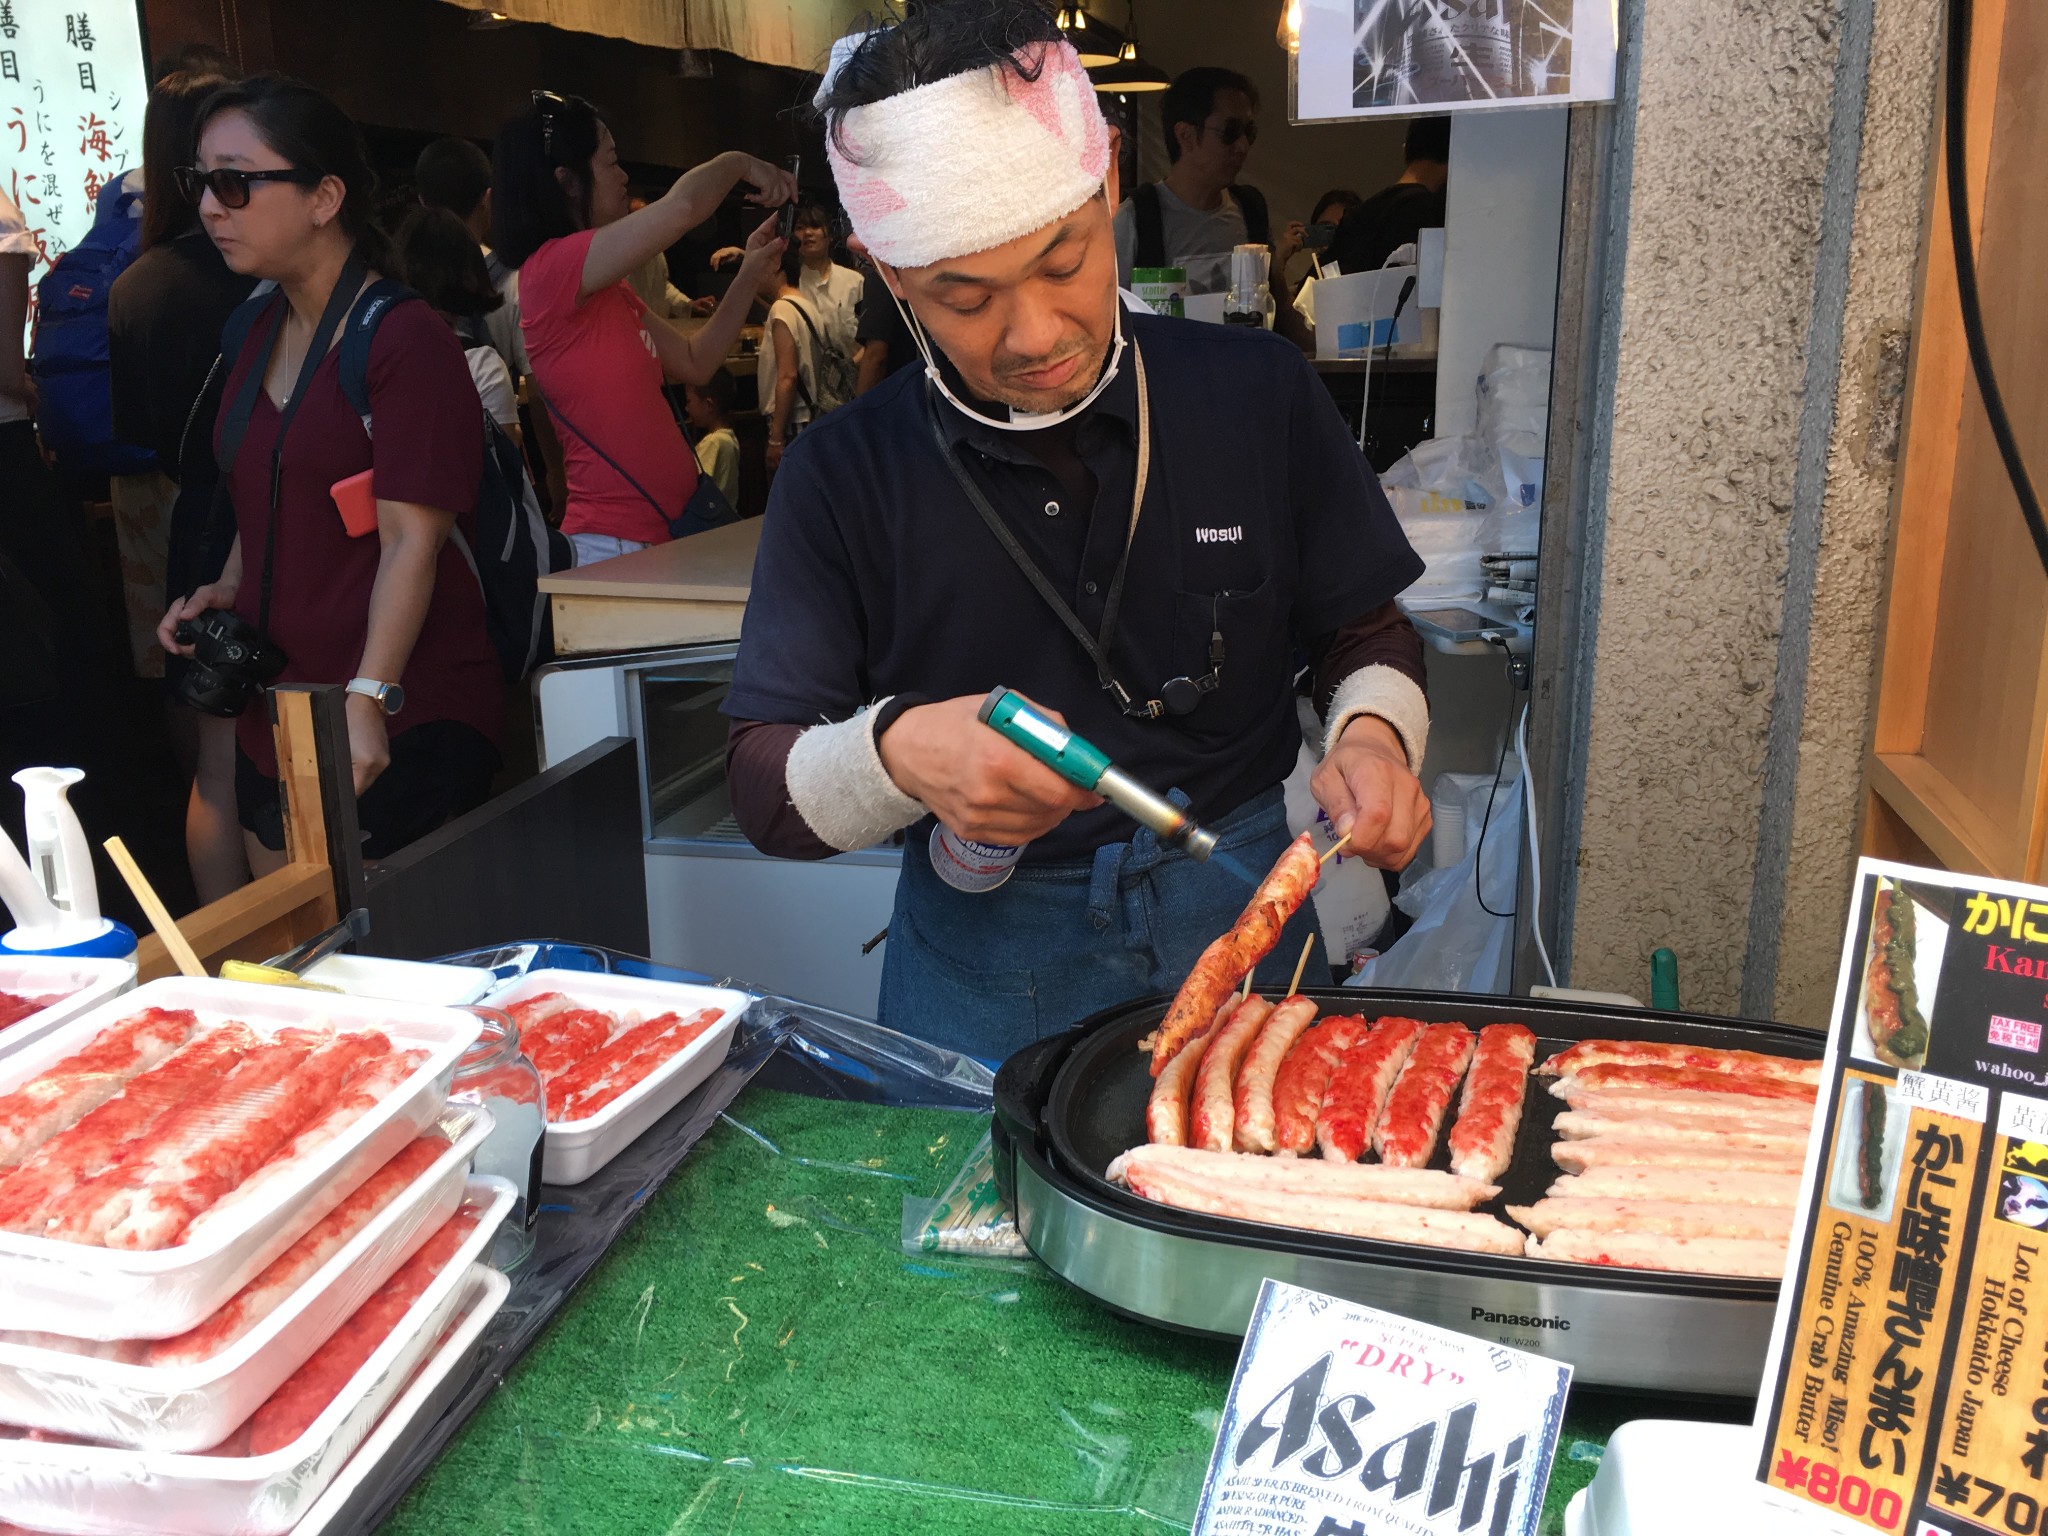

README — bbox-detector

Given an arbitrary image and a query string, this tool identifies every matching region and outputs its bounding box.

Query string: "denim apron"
[877,786,1323,1066]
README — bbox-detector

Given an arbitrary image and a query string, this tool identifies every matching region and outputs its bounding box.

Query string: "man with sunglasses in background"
[1114,67,1269,299]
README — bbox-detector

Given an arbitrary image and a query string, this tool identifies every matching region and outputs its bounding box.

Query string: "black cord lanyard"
[925,346,1172,719]
[236,255,366,634]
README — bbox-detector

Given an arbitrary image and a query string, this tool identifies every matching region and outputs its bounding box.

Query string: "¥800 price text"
[1774,1454,1905,1529]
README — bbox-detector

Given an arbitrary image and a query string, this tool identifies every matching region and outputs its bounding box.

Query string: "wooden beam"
[271,685,366,918]
[136,866,336,982]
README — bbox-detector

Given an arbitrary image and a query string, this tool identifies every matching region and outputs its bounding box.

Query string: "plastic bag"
[1379,436,1493,599]
[1352,768,1520,994]
[901,1128,1031,1259]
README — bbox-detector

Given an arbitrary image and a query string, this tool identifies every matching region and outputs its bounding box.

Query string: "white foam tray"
[288,1263,508,1536]
[478,969,750,1185]
[0,957,137,1063]
[0,1181,514,1536]
[0,1111,492,1450]
[0,978,483,1340]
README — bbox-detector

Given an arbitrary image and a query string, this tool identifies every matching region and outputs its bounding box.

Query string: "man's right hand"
[878,694,1102,847]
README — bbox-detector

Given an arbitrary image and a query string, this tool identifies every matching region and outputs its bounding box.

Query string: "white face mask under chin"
[891,287,1126,433]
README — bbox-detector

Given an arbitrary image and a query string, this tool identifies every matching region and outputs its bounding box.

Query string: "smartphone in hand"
[1303,222,1338,253]
[777,154,801,244]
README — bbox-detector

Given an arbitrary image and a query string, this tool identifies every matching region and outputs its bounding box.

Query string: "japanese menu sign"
[1194,1278,1569,1536]
[0,2,146,326]
[1756,858,2048,1535]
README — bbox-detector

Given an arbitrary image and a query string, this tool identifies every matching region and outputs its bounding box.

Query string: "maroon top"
[218,297,500,777]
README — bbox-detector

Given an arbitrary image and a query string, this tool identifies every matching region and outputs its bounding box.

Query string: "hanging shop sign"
[0,1,147,330]
[1292,0,1617,123]
[1194,1278,1570,1536]
[1755,859,2048,1535]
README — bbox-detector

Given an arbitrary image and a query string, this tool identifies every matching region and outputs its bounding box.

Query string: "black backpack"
[1131,181,1270,270]
[216,281,569,683]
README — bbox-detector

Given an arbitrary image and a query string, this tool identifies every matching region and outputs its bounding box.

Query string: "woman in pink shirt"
[492,92,793,565]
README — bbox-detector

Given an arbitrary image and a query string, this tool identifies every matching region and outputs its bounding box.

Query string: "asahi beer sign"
[1193,1279,1569,1536]
[1292,0,1618,124]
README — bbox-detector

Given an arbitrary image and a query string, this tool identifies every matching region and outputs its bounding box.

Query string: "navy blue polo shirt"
[724,308,1424,864]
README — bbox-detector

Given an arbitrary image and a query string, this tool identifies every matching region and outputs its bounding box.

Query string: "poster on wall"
[0,1,149,331]
[1752,858,2048,1535]
[1293,0,1617,123]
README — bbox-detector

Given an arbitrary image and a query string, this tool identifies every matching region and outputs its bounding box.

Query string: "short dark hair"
[491,93,607,269]
[1404,116,1451,165]
[140,70,229,250]
[395,206,503,319]
[416,137,493,221]
[1309,188,1364,226]
[792,202,832,231]
[152,43,231,85]
[193,75,393,272]
[695,366,737,417]
[815,0,1064,157]
[779,243,805,287]
[1161,67,1258,164]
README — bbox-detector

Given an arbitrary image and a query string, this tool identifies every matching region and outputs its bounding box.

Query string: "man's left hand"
[1310,715,1430,869]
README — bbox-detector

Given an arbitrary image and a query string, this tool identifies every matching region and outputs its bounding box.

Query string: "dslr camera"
[173,609,287,718]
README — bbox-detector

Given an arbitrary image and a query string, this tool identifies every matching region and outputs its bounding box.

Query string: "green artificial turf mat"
[383,1085,1727,1534]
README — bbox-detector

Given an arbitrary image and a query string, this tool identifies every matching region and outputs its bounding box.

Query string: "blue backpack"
[29,173,151,476]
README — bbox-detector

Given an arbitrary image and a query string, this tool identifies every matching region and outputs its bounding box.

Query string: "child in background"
[685,367,741,506]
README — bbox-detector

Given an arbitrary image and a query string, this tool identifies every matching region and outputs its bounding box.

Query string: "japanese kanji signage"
[1193,1279,1569,1536]
[1756,859,2048,1534]
[0,2,145,334]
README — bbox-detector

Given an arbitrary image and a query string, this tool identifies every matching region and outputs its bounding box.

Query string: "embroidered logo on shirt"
[1194,526,1245,544]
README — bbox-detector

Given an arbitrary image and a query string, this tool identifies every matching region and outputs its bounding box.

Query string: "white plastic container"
[288,1263,508,1536]
[0,1180,514,1536]
[478,969,750,1185]
[0,955,137,1061]
[0,978,482,1340]
[0,1110,493,1450]
[295,955,495,1008]
[1563,1419,1821,1536]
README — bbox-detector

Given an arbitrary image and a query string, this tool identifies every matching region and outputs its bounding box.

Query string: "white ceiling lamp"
[1276,0,1302,53]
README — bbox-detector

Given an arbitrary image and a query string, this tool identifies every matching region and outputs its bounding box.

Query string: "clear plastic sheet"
[0,980,478,1340]
[0,1183,513,1536]
[0,1111,489,1451]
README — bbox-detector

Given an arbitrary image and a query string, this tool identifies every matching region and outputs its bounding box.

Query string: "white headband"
[821,37,1111,269]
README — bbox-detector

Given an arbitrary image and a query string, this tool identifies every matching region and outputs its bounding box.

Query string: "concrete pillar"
[1548,0,1942,1019]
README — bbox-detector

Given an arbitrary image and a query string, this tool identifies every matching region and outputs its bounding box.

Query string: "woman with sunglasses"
[156,76,504,878]
[491,91,794,565]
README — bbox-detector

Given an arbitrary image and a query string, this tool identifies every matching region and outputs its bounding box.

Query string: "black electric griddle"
[994,987,1827,1396]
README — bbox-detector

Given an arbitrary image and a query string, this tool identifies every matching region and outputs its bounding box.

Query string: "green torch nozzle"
[978,688,1113,790]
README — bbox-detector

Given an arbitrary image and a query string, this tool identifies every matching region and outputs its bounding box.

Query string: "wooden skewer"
[1286,931,1317,997]
[1240,972,1253,1001]
[1320,830,1353,865]
[103,837,206,978]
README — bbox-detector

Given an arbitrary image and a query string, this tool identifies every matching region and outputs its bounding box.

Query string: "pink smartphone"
[330,469,377,537]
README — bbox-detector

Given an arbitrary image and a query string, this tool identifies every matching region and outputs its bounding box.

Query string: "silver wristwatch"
[345,677,406,715]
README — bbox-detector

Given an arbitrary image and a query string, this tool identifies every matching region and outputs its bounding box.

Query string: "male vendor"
[725,0,1431,1064]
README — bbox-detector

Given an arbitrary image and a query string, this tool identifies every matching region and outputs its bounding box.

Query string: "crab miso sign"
[1755,859,2048,1535]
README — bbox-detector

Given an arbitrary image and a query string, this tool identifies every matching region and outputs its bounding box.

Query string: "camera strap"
[212,254,367,636]
[924,344,1180,720]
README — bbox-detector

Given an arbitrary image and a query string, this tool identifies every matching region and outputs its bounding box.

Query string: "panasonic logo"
[1194,526,1244,544]
[1471,1306,1570,1331]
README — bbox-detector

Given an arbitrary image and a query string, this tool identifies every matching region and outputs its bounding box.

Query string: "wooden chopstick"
[103,837,205,978]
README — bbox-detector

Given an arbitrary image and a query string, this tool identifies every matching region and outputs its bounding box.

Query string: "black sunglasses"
[531,89,589,160]
[1203,117,1258,147]
[175,164,323,209]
